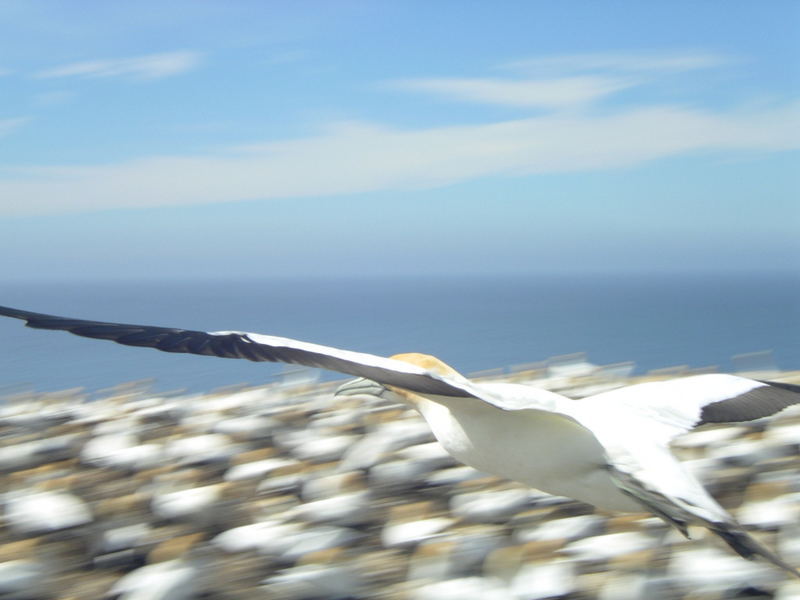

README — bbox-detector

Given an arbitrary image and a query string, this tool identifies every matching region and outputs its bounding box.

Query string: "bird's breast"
[412,396,642,512]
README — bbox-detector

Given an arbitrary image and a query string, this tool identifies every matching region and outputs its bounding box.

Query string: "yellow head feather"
[390,352,461,378]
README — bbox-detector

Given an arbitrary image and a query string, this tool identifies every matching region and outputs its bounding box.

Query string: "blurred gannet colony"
[1,304,800,598]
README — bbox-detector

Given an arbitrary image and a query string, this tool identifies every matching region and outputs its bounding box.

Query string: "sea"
[2,273,798,397]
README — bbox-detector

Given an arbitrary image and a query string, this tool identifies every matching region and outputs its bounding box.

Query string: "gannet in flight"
[1,304,799,576]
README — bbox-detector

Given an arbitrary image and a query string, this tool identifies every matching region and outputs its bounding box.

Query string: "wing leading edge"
[0,304,472,398]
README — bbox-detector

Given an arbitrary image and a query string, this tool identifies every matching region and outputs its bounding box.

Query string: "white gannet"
[1,304,799,575]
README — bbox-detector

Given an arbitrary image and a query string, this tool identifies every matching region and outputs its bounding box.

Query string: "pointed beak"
[334,377,390,399]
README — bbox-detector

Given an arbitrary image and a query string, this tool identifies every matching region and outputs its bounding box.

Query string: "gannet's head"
[387,353,465,407]
[388,352,462,378]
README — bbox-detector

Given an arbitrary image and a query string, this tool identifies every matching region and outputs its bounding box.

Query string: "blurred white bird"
[1,304,798,576]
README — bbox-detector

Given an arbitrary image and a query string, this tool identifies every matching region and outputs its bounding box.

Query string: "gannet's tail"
[606,451,800,578]
[710,521,800,578]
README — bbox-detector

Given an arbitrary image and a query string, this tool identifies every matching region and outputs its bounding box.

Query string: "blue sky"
[1,1,798,280]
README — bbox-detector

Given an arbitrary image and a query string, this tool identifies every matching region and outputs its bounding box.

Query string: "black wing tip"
[0,305,99,332]
[760,379,800,394]
[0,304,119,333]
[699,380,800,425]
[0,304,50,323]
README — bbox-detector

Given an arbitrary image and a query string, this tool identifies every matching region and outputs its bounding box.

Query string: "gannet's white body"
[397,383,637,511]
[1,304,798,575]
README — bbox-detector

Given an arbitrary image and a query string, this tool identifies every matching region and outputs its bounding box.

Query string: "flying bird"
[1,304,799,576]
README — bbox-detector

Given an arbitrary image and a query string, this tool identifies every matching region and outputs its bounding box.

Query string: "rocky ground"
[1,364,799,600]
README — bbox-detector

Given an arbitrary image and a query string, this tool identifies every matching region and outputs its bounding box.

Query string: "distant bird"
[1,304,799,575]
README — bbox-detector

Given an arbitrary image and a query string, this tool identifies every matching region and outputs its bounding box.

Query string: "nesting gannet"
[1,304,799,575]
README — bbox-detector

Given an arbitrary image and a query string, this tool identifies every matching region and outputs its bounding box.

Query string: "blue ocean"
[2,273,798,396]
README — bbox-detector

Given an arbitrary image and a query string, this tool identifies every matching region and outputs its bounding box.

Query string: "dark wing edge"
[0,304,472,398]
[699,380,800,425]
[0,304,251,358]
[607,462,800,577]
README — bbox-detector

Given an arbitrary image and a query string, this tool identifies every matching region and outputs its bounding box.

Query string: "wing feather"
[0,304,475,398]
[606,454,799,576]
[588,374,800,440]
[701,382,800,424]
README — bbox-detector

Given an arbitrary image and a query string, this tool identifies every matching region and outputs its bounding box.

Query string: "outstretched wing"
[605,444,799,576]
[0,305,473,398]
[588,374,800,441]
[577,375,800,575]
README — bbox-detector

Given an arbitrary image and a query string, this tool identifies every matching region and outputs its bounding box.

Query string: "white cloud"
[390,76,633,108]
[389,52,731,109]
[33,90,76,107]
[0,117,29,137]
[34,51,201,81]
[504,51,731,74]
[0,101,797,217]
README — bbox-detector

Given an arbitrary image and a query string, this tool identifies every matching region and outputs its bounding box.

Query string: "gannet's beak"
[334,377,391,400]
